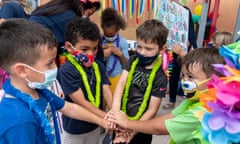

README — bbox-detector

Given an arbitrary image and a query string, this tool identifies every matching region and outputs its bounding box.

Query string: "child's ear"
[12,63,28,79]
[64,41,74,53]
[159,44,167,54]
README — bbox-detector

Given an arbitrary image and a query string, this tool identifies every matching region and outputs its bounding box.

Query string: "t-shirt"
[57,60,110,134]
[102,34,129,77]
[123,55,167,116]
[0,89,65,144]
[165,99,209,144]
[0,1,29,19]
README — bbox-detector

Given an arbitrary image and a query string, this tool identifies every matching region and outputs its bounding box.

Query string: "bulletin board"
[154,0,189,51]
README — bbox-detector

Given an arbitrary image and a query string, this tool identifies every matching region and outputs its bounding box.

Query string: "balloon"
[192,14,200,24]
[194,5,202,16]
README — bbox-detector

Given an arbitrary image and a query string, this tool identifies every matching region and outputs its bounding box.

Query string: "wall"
[187,0,239,33]
[39,0,239,40]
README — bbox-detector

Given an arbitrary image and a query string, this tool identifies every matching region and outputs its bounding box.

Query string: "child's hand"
[101,118,111,129]
[102,45,112,58]
[104,111,117,129]
[107,111,129,128]
[113,135,128,144]
[172,44,187,57]
[110,46,123,57]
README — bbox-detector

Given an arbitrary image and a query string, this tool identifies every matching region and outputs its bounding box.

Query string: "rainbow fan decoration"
[199,41,240,144]
[97,0,156,23]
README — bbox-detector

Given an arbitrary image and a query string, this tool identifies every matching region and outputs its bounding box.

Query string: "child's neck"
[10,77,39,99]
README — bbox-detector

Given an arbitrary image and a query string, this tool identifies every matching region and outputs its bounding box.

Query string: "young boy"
[107,48,225,144]
[0,19,109,144]
[57,17,112,144]
[109,19,168,144]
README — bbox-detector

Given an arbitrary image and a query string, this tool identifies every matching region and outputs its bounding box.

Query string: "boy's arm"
[68,89,106,118]
[60,101,108,128]
[108,111,173,135]
[111,70,128,111]
[127,96,161,140]
[139,96,161,121]
[102,84,113,109]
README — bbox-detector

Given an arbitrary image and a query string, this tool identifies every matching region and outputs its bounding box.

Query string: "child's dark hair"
[32,0,83,16]
[0,19,57,72]
[136,19,168,50]
[182,48,225,77]
[65,17,100,45]
[101,8,126,30]
[81,1,101,10]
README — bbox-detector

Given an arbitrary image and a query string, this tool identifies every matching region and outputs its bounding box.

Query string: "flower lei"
[121,56,162,120]
[198,42,240,144]
[64,52,101,108]
[3,79,56,144]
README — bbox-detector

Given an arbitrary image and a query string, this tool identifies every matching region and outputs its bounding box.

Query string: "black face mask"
[136,52,159,66]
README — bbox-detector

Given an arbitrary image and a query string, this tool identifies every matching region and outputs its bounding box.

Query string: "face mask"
[104,34,118,42]
[181,79,209,94]
[82,15,88,18]
[71,48,95,67]
[24,65,57,89]
[136,52,159,66]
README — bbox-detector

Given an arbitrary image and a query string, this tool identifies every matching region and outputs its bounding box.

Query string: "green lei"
[121,56,162,120]
[64,52,101,108]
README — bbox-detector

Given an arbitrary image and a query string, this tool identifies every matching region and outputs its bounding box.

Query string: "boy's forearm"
[81,100,106,118]
[111,73,127,111]
[60,102,106,127]
[103,85,113,109]
[139,97,161,121]
[127,113,173,135]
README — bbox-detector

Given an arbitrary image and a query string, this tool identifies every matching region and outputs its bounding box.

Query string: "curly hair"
[65,17,100,45]
[101,8,126,30]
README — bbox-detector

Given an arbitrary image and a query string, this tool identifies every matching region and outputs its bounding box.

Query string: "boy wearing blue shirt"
[0,19,109,144]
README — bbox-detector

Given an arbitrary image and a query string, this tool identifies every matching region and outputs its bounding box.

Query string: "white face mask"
[104,34,118,42]
[181,79,209,94]
[24,65,58,89]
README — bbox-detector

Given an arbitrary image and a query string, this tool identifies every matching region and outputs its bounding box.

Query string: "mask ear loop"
[197,78,211,87]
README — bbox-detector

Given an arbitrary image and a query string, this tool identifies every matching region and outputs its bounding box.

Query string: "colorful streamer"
[139,0,145,17]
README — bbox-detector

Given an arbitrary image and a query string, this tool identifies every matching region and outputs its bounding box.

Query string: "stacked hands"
[104,110,133,144]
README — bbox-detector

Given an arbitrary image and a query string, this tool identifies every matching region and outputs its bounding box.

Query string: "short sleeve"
[165,109,201,143]
[57,62,82,96]
[151,68,168,98]
[51,94,65,110]
[0,3,15,18]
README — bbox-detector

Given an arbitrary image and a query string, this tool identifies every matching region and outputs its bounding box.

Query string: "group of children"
[0,3,239,144]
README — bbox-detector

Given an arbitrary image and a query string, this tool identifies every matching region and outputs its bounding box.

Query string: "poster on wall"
[154,0,189,51]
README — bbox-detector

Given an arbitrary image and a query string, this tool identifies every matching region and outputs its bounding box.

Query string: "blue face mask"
[136,52,159,66]
[24,65,58,89]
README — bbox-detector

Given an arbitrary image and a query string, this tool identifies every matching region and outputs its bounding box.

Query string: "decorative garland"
[121,56,162,120]
[197,42,240,144]
[64,52,101,108]
[3,79,55,144]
